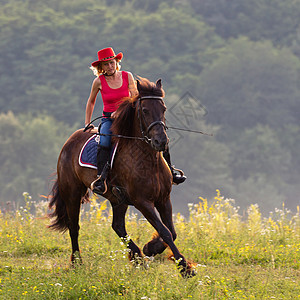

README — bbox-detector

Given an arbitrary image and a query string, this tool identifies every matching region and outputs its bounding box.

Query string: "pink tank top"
[99,71,130,113]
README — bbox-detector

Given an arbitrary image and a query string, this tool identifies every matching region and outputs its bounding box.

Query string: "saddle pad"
[79,134,118,169]
[79,134,98,169]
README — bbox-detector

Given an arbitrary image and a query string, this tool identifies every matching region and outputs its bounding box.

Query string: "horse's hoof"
[70,251,82,266]
[129,252,147,269]
[175,257,196,278]
[143,238,166,256]
[180,267,197,278]
[142,243,151,256]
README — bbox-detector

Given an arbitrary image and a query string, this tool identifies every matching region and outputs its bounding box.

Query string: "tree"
[188,0,300,47]
[0,112,74,205]
[197,38,300,137]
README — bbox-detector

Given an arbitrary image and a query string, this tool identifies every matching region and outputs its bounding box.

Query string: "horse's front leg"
[143,197,176,257]
[136,200,195,277]
[111,203,142,261]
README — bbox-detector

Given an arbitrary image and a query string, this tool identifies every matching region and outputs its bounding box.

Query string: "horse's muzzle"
[151,135,169,152]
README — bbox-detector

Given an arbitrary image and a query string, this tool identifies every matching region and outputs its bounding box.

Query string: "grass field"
[0,190,300,299]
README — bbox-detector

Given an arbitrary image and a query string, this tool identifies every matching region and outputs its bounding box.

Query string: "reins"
[166,126,213,136]
[83,96,212,140]
[84,117,148,142]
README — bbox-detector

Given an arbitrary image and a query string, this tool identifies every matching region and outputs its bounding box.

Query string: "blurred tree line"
[0,0,299,213]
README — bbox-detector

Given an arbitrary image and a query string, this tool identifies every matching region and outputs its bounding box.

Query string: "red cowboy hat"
[91,47,123,67]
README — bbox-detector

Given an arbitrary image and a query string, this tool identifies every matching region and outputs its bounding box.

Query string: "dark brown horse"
[48,78,195,277]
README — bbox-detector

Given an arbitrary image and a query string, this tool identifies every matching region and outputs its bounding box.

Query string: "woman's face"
[101,59,117,75]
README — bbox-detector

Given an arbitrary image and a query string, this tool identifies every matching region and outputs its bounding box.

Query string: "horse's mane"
[111,77,164,141]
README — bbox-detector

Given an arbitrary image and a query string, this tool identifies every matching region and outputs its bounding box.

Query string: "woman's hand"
[83,123,95,132]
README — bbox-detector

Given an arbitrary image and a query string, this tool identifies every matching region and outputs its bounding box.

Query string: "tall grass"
[0,190,299,299]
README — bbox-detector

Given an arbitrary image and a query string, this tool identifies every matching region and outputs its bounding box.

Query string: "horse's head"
[137,78,169,152]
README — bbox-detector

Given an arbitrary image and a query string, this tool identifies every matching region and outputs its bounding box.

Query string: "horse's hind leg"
[67,198,81,264]
[143,197,176,257]
[60,182,87,264]
[111,203,142,261]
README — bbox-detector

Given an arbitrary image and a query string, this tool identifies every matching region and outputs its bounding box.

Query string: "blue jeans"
[99,116,113,148]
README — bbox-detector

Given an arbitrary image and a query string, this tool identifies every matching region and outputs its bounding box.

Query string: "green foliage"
[198,37,300,132]
[0,0,300,211]
[189,0,300,49]
[0,195,300,298]
[228,125,291,210]
[0,112,75,204]
[191,37,300,210]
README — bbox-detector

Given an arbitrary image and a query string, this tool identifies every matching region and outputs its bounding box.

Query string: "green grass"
[0,191,299,299]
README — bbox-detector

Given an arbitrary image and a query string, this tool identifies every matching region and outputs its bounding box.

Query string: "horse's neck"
[116,112,165,171]
[132,139,160,160]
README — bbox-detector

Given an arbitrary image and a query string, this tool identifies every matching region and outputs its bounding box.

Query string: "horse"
[48,78,195,277]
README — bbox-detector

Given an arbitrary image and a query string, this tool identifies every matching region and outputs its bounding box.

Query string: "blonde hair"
[89,59,121,77]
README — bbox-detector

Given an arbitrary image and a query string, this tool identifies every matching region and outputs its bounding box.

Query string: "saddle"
[79,134,118,169]
[79,135,130,205]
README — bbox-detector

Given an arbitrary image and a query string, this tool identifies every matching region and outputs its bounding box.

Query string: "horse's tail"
[48,177,69,232]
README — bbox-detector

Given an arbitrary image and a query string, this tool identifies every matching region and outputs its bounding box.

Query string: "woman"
[85,47,185,195]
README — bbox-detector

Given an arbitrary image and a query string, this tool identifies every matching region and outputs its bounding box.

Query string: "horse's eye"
[142,108,149,115]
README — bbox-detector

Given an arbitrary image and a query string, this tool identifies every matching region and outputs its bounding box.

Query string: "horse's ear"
[136,79,141,92]
[156,79,162,88]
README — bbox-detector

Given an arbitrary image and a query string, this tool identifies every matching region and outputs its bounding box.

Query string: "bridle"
[137,95,168,144]
[84,95,168,144]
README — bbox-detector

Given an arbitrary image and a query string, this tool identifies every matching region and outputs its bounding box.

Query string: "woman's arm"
[85,77,101,126]
[128,72,138,97]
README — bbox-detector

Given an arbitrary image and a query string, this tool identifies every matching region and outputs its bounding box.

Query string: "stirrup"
[172,166,184,177]
[171,166,186,185]
[91,176,108,195]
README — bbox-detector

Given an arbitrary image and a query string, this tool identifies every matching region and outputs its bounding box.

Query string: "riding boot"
[163,147,186,185]
[91,146,111,195]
